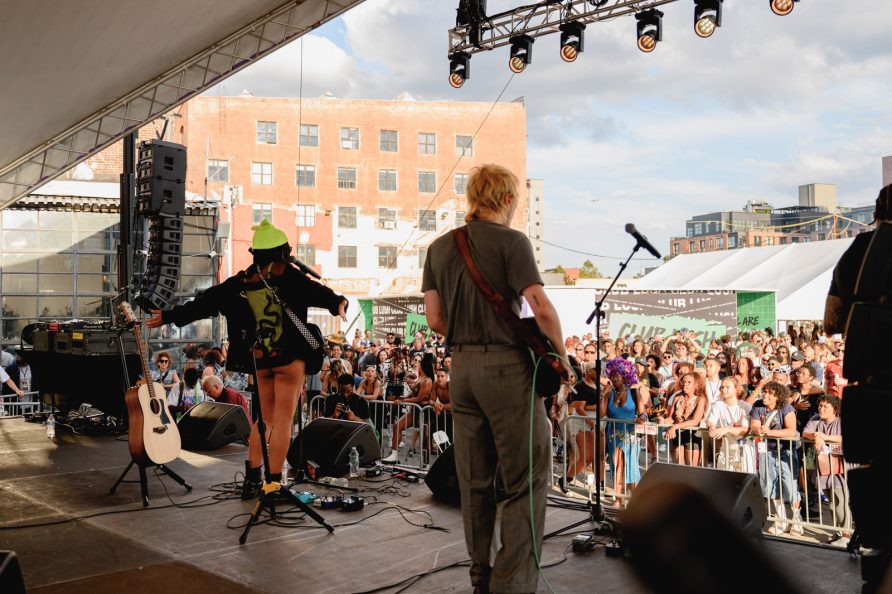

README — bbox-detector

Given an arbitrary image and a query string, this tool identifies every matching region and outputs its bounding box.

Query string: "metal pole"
[118,132,136,300]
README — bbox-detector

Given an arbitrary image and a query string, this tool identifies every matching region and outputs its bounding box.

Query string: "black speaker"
[628,463,766,539]
[0,551,25,594]
[287,418,381,478]
[136,140,186,216]
[425,444,460,505]
[177,401,251,450]
[137,213,184,311]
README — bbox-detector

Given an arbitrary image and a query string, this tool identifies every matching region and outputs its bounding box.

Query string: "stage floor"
[0,418,864,593]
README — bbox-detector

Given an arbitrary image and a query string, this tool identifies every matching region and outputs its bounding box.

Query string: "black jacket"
[162,264,345,373]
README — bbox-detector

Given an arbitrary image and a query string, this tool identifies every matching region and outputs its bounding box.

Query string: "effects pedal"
[571,534,595,553]
[315,495,343,510]
[342,496,365,512]
[362,466,382,478]
[605,540,624,558]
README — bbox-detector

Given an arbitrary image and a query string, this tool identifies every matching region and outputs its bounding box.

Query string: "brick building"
[158,93,529,296]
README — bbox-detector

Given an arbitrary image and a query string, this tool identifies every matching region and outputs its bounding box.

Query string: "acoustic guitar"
[120,302,181,466]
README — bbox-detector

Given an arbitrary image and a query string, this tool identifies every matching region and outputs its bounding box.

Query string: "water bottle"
[46,414,56,439]
[349,447,360,478]
[281,459,290,484]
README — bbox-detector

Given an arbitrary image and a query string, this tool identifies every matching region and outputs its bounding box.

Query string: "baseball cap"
[791,351,805,361]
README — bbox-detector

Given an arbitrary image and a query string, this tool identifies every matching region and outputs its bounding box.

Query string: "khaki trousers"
[451,345,550,593]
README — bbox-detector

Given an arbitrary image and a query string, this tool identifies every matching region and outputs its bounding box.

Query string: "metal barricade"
[0,391,39,418]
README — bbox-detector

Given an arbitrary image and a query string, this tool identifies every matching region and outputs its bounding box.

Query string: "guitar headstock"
[119,301,137,324]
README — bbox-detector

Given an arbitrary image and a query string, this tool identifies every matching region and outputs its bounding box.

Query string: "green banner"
[404,312,432,343]
[610,313,727,347]
[737,291,776,332]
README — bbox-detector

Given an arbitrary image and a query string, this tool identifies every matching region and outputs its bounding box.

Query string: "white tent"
[636,238,855,322]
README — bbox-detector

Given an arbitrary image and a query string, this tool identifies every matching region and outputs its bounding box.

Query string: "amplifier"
[26,321,136,356]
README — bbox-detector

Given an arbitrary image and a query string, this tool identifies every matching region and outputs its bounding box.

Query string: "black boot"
[241,461,262,500]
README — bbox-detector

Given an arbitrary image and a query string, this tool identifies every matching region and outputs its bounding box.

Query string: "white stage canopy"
[0,0,364,211]
[635,238,855,322]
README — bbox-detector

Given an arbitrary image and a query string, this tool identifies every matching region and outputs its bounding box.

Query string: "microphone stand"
[545,241,641,540]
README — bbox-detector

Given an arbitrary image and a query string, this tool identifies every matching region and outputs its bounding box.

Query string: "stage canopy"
[635,238,855,322]
[0,0,364,211]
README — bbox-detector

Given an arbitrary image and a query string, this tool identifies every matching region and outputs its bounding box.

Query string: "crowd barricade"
[0,392,39,418]
[308,395,438,471]
[553,415,852,543]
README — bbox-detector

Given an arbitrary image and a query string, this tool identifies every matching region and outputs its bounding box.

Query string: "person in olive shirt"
[324,374,370,421]
[423,164,569,594]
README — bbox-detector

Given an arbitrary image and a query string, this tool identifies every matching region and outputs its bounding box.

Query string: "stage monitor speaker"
[628,463,766,539]
[287,418,381,478]
[425,444,460,505]
[0,551,25,594]
[177,401,251,450]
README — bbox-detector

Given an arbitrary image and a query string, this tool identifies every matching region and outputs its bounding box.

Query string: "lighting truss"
[0,0,363,210]
[448,0,682,55]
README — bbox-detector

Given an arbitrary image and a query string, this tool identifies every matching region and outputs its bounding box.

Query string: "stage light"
[635,9,663,53]
[449,52,470,88]
[694,0,723,39]
[508,34,534,73]
[559,22,585,62]
[770,0,798,16]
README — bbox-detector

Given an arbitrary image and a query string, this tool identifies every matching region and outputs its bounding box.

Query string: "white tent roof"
[637,238,855,321]
[0,0,363,210]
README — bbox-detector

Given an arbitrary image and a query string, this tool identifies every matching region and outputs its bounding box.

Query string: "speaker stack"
[135,140,187,311]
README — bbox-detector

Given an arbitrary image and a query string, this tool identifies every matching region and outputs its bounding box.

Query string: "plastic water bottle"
[349,447,360,478]
[281,459,290,484]
[46,414,56,439]
[320,476,349,488]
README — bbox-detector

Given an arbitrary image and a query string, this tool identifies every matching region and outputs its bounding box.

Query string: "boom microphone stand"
[546,238,642,540]
[239,336,334,544]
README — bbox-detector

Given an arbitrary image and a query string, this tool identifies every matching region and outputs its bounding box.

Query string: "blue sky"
[211,0,892,275]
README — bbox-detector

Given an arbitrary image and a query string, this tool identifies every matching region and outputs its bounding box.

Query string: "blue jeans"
[759,447,800,503]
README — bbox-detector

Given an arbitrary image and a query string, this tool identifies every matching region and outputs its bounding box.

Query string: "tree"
[578,260,603,279]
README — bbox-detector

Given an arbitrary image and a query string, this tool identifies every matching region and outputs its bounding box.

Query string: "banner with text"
[372,296,425,344]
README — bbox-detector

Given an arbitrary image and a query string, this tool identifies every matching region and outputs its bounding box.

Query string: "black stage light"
[449,52,470,88]
[635,9,663,53]
[509,34,534,73]
[559,22,585,62]
[770,0,798,16]
[694,0,723,39]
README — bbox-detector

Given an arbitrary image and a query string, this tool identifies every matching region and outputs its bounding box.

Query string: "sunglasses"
[584,350,597,355]
[663,355,673,359]
[771,368,786,374]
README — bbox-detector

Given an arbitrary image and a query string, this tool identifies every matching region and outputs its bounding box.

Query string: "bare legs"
[248,359,305,474]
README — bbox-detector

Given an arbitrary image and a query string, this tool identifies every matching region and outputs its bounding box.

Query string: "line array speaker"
[136,140,186,216]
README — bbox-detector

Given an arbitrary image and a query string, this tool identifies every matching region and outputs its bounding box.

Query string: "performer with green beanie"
[147,219,347,498]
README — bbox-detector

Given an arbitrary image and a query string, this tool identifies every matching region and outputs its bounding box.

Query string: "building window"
[418,171,436,193]
[419,210,436,232]
[418,246,428,268]
[699,240,706,250]
[256,121,277,144]
[455,135,473,157]
[674,243,680,254]
[418,132,436,155]
[717,237,724,249]
[251,162,273,185]
[378,246,397,269]
[340,127,360,150]
[252,203,272,225]
[380,130,398,152]
[295,164,315,187]
[207,159,229,183]
[338,246,357,268]
[337,167,357,189]
[754,236,762,247]
[729,235,737,248]
[296,244,316,266]
[694,223,703,235]
[295,204,315,228]
[378,208,397,230]
[689,241,696,252]
[455,211,466,227]
[299,124,318,147]
[378,169,397,192]
[338,206,357,229]
[454,173,468,194]
[780,237,787,245]
[767,236,774,246]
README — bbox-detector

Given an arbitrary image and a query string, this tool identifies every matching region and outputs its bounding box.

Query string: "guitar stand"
[109,460,192,507]
[239,338,334,544]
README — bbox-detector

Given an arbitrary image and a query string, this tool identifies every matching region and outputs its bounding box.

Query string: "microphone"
[625,223,662,259]
[289,256,322,279]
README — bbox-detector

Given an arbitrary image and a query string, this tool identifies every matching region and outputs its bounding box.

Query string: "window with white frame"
[378,169,397,191]
[338,245,357,268]
[418,246,428,268]
[455,211,466,227]
[418,132,436,155]
[378,246,397,269]
[340,127,360,150]
[419,210,436,231]
[252,203,272,224]
[337,167,357,189]
[295,164,315,187]
[251,162,273,185]
[338,206,357,229]
[299,124,318,147]
[296,244,316,266]
[295,204,316,228]
[207,159,229,183]
[418,171,436,193]
[256,121,277,144]
[380,130,398,152]
[455,135,473,157]
[378,208,397,230]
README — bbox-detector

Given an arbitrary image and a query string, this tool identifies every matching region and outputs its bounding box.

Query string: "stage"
[0,418,863,593]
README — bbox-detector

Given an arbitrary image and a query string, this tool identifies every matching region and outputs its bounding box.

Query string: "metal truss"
[0,0,364,210]
[448,0,681,54]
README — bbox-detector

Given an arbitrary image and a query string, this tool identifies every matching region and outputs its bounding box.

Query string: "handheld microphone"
[290,256,322,279]
[625,223,662,259]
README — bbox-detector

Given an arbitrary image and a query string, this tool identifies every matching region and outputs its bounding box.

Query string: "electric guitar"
[120,302,181,466]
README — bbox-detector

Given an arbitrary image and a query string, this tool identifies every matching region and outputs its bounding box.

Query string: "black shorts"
[671,429,702,450]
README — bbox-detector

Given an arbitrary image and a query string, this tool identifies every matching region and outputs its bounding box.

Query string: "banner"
[371,296,424,343]
[737,291,776,332]
[404,312,432,343]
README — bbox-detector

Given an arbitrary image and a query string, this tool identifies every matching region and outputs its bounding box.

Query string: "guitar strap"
[255,265,321,350]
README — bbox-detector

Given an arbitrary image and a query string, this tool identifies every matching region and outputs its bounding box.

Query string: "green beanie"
[251,219,288,250]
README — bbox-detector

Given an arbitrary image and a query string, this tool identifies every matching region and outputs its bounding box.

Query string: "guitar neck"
[132,323,156,398]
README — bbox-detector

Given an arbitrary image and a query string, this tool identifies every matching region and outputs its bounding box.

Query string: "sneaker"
[381,451,399,463]
[774,521,789,533]
[789,522,804,536]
